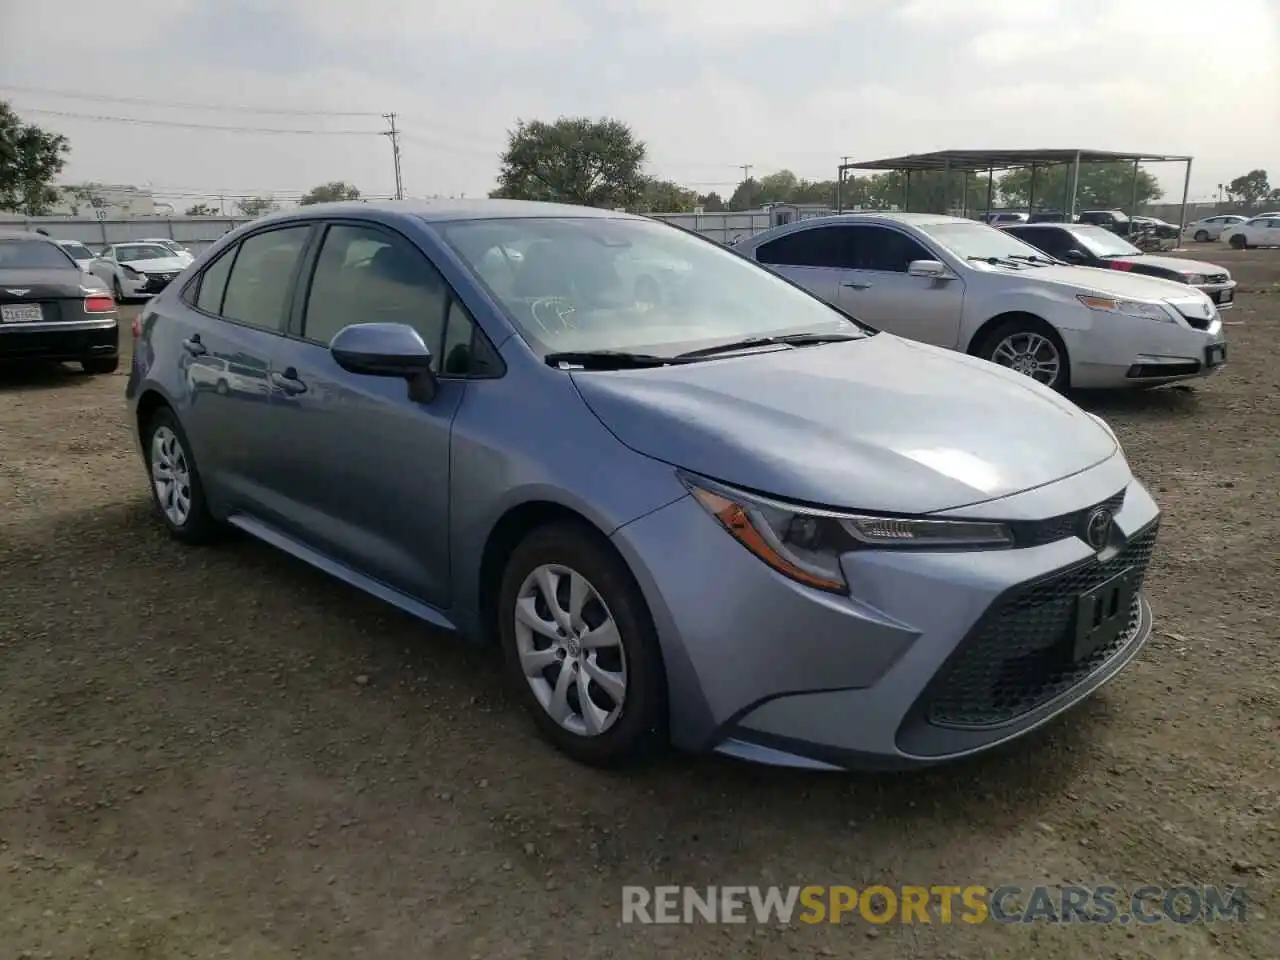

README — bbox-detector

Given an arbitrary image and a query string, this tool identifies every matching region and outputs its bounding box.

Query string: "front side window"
[847,225,933,273]
[219,226,310,332]
[302,224,449,364]
[440,217,865,359]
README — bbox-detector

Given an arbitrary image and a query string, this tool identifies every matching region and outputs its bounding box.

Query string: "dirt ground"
[1,248,1277,960]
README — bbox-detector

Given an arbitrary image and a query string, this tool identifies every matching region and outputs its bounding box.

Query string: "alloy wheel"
[150,425,192,526]
[513,563,627,737]
[991,332,1061,386]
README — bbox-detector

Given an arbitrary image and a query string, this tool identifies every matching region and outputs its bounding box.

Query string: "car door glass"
[755,227,852,269]
[303,224,449,368]
[193,246,237,314]
[220,226,310,331]
[848,226,931,273]
[1034,229,1073,259]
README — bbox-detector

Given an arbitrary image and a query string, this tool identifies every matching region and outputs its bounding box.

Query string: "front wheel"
[1194,230,1209,242]
[1229,234,1247,250]
[978,318,1069,391]
[498,522,667,767]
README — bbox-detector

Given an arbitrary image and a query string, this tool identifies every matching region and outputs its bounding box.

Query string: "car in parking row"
[129,199,1171,773]
[1221,215,1280,249]
[90,242,191,301]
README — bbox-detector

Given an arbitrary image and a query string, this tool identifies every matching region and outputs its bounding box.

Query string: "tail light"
[84,294,116,313]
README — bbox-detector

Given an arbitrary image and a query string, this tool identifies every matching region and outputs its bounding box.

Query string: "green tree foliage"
[236,195,278,217]
[0,101,70,215]
[637,177,698,212]
[491,117,646,208]
[696,192,726,212]
[185,202,217,216]
[300,181,361,205]
[997,162,1163,211]
[1225,169,1271,207]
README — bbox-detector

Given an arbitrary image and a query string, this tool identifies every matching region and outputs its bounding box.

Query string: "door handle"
[842,281,873,290]
[181,335,206,356]
[270,368,307,395]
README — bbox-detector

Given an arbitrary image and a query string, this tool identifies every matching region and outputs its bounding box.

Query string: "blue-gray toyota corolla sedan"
[126,200,1160,771]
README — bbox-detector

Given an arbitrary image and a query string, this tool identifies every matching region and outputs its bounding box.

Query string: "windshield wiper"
[1008,253,1059,265]
[967,255,1028,268]
[675,331,862,360]
[544,350,676,370]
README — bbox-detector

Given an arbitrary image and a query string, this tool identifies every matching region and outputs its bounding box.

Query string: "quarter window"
[302,224,449,369]
[192,247,236,314]
[220,226,311,332]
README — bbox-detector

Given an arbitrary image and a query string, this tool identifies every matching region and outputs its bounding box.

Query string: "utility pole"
[838,156,851,213]
[382,113,404,200]
[740,164,753,209]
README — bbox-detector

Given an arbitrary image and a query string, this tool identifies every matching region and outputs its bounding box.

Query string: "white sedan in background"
[1183,215,1247,242]
[56,240,99,272]
[734,213,1226,390]
[89,242,191,301]
[1220,216,1280,249]
[135,237,195,264]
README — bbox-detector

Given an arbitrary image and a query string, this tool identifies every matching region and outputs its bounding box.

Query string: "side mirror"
[1064,249,1087,263]
[330,322,438,402]
[907,259,949,279]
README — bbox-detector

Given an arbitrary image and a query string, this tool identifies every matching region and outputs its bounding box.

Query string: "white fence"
[0,215,251,254]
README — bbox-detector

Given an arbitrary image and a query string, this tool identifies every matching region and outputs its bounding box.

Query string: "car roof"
[0,229,60,243]
[252,198,646,226]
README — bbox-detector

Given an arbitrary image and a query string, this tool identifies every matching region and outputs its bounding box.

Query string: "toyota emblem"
[1084,507,1113,550]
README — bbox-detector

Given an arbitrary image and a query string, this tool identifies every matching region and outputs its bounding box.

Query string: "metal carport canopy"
[834,150,1192,241]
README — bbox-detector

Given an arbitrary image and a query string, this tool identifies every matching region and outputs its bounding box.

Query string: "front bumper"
[611,454,1161,770]
[0,317,119,362]
[1065,315,1227,389]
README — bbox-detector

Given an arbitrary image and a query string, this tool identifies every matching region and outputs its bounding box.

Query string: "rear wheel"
[1229,234,1247,250]
[1194,230,1209,242]
[143,406,219,544]
[81,356,119,375]
[977,317,1069,391]
[498,522,667,767]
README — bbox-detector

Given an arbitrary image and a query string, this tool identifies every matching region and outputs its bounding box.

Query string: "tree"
[63,182,106,216]
[1225,169,1270,207]
[696,192,726,212]
[185,202,217,216]
[236,195,278,217]
[997,162,1163,212]
[637,177,698,213]
[300,181,361,205]
[0,100,70,215]
[491,117,646,208]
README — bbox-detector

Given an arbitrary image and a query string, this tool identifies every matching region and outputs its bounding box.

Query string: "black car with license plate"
[0,230,120,374]
[1003,222,1238,309]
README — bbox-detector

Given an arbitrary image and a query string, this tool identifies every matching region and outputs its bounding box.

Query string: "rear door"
[169,223,315,515]
[833,224,964,348]
[751,226,845,304]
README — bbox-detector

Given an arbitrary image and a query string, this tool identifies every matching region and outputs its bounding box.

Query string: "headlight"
[1077,294,1175,323]
[1184,274,1206,285]
[681,475,1014,594]
[122,265,141,279]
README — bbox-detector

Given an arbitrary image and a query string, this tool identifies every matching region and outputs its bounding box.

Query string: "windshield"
[60,242,94,260]
[0,240,76,270]
[440,217,866,358]
[116,244,173,262]
[919,222,1055,262]
[1069,225,1141,258]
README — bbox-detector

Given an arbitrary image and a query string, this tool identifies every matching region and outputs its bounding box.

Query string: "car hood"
[1013,263,1201,299]
[1105,254,1227,277]
[125,257,188,272]
[571,334,1118,514]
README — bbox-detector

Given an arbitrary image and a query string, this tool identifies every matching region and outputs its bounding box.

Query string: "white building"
[51,183,157,218]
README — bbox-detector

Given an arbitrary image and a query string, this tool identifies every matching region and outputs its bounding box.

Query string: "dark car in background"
[0,230,119,374]
[1003,222,1237,308]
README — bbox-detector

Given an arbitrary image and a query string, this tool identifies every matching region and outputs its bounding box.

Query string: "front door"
[266,221,471,608]
[833,224,965,348]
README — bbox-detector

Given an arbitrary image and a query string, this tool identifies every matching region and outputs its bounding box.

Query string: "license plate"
[1206,344,1226,367]
[0,303,43,323]
[1218,289,1233,303]
[1073,568,1136,661]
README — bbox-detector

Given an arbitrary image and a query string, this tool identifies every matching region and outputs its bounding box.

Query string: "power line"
[19,107,382,136]
[0,83,382,118]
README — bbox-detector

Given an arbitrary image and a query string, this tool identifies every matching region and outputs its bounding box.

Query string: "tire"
[976,317,1070,391]
[498,521,667,767]
[81,356,119,375]
[142,405,219,544]
[1194,230,1209,243]
[1229,234,1247,250]
[215,379,229,395]
[112,276,125,301]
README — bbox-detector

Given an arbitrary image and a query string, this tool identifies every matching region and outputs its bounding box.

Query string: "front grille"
[1008,490,1125,548]
[924,522,1159,728]
[142,273,175,292]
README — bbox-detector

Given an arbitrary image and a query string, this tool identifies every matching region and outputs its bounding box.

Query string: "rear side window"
[755,226,852,269]
[193,247,237,314]
[220,226,311,332]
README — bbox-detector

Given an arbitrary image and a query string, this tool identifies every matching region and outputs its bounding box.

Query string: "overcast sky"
[2,0,1277,209]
